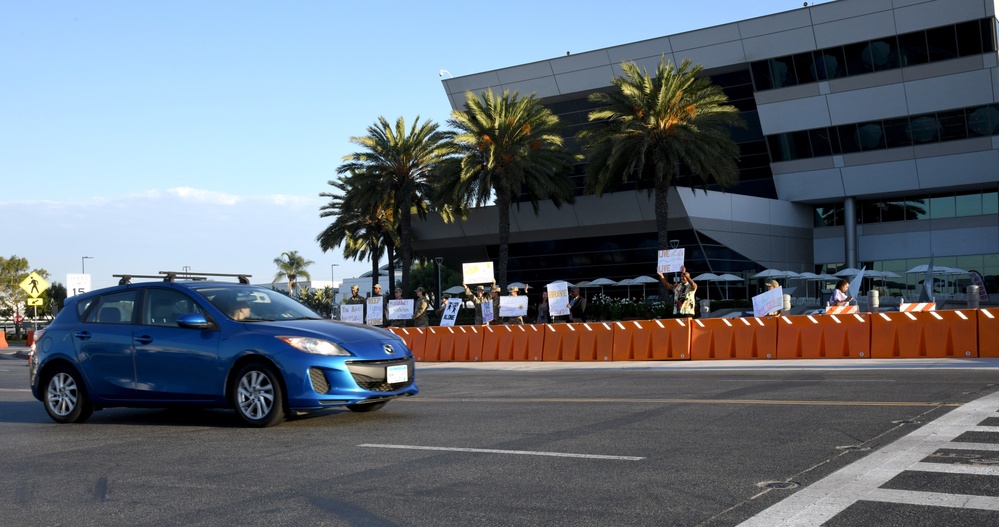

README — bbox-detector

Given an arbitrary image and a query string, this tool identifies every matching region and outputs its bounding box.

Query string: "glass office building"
[417,0,999,300]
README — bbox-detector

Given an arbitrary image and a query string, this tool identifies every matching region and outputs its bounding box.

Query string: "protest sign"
[482,300,494,324]
[752,286,783,317]
[388,299,414,320]
[439,298,462,326]
[341,304,364,324]
[365,297,384,326]
[657,249,685,273]
[462,262,495,285]
[499,296,528,317]
[547,281,570,317]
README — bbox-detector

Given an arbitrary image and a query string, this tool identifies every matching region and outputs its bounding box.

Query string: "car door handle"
[135,335,153,345]
[73,331,92,341]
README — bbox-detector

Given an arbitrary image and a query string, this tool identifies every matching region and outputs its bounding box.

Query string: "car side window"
[143,289,204,326]
[84,290,138,324]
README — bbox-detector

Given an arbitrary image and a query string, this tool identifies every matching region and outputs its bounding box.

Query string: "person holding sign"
[830,279,853,306]
[503,285,527,324]
[345,285,364,305]
[388,288,408,328]
[413,287,430,327]
[490,284,502,325]
[462,283,487,325]
[658,266,698,316]
[765,279,782,316]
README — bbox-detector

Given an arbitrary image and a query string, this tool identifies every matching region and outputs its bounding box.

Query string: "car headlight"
[277,337,352,356]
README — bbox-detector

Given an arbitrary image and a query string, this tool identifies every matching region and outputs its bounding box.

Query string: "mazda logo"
[384,345,394,354]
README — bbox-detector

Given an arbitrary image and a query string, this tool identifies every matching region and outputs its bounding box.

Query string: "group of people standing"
[343,283,431,327]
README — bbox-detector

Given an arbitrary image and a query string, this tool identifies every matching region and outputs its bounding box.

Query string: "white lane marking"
[738,389,999,527]
[358,443,644,461]
[910,461,999,477]
[939,442,999,451]
[0,388,32,393]
[863,488,999,511]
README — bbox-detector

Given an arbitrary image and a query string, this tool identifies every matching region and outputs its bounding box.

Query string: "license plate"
[386,365,408,384]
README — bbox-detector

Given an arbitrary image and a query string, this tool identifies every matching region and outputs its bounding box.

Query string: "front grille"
[346,358,414,393]
[309,367,330,394]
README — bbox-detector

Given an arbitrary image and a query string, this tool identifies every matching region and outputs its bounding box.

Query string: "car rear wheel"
[346,402,386,413]
[44,366,94,424]
[232,363,285,427]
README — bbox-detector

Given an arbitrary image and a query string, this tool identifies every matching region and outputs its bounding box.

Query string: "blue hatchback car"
[29,272,418,427]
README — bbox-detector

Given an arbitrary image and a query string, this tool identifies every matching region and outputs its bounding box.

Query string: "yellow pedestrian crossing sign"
[20,272,50,298]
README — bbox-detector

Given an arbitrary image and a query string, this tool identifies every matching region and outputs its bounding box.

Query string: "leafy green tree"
[336,116,453,298]
[0,255,49,335]
[272,250,314,296]
[317,175,397,295]
[442,89,578,289]
[579,56,744,296]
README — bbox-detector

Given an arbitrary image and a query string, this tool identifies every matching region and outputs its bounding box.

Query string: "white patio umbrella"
[616,278,636,297]
[586,277,617,295]
[507,282,527,291]
[443,285,466,295]
[692,273,720,301]
[834,267,863,277]
[574,280,590,289]
[751,269,788,279]
[631,275,660,299]
[715,273,745,299]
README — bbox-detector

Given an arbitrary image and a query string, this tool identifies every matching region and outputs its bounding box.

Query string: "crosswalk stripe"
[910,461,999,476]
[863,488,999,511]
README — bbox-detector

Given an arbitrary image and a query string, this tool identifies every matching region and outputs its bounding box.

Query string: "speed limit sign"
[13,315,24,325]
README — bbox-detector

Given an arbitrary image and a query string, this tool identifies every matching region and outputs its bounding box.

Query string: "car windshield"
[194,286,322,322]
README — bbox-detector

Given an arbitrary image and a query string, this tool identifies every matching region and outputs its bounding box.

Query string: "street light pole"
[330,263,339,318]
[434,257,443,310]
[82,256,93,274]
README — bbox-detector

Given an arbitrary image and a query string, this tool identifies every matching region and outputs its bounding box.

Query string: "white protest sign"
[848,267,866,300]
[365,297,384,326]
[388,299,414,320]
[439,298,462,326]
[341,304,364,324]
[752,286,783,318]
[482,300,494,324]
[462,262,495,285]
[657,249,685,273]
[547,282,570,317]
[499,296,528,317]
[66,273,91,298]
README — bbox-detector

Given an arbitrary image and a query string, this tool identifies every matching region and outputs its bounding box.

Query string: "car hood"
[252,318,399,345]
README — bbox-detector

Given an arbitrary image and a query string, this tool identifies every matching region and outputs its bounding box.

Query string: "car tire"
[232,362,285,427]
[346,402,386,413]
[43,365,94,424]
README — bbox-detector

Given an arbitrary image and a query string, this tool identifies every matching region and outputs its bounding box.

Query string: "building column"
[843,196,858,268]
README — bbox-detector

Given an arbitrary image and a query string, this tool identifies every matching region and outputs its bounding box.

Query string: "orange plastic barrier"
[776,313,871,359]
[542,322,614,361]
[870,310,978,358]
[690,317,778,360]
[388,327,428,361]
[0,331,7,349]
[422,327,455,362]
[612,319,691,361]
[979,309,999,358]
[451,325,485,362]
[898,302,936,312]
[481,324,545,361]
[824,306,859,315]
[25,330,34,347]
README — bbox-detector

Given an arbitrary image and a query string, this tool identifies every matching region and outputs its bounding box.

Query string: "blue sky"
[1,1,831,291]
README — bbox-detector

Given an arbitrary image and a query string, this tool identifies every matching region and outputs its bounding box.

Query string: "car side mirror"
[177,313,212,329]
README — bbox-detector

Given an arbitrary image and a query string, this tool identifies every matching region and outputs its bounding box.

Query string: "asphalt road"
[3,350,999,526]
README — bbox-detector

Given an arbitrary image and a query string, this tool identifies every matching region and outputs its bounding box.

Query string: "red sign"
[13,315,24,324]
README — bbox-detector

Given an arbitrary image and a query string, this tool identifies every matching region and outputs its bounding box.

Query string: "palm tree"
[273,250,314,297]
[335,116,452,298]
[442,89,578,289]
[579,56,744,296]
[317,175,397,295]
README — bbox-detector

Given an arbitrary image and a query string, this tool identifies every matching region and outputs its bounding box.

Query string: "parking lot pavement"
[0,346,30,360]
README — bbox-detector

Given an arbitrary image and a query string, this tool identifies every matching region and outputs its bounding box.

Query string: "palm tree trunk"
[387,244,396,292]
[496,189,512,289]
[655,178,671,299]
[399,209,413,296]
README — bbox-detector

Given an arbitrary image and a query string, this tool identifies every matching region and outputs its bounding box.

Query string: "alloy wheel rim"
[47,373,78,417]
[237,370,274,419]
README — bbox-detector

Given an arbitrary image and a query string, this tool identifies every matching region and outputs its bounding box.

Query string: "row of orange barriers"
[387,308,999,361]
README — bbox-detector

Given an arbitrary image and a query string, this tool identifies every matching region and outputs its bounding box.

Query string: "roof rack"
[113,272,252,285]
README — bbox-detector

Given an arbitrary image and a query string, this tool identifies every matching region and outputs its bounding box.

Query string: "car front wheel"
[232,363,285,427]
[44,366,94,424]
